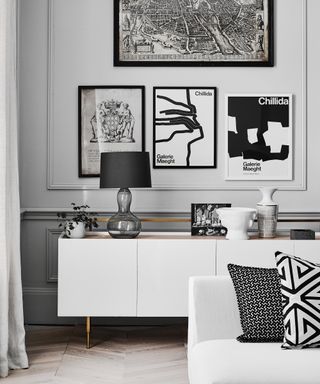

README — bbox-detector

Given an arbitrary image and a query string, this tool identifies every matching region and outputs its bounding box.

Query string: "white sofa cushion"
[189,339,320,384]
[188,277,242,356]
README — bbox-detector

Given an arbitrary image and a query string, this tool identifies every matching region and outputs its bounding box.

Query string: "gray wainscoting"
[21,210,320,325]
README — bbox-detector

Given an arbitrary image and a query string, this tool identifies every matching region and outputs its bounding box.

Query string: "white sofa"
[188,276,320,384]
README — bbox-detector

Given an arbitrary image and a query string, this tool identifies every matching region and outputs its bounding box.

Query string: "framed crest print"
[79,86,145,177]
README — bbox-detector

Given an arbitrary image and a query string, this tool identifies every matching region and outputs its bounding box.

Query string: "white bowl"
[216,207,256,240]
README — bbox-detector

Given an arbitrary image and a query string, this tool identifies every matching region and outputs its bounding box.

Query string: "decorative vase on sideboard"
[257,188,278,238]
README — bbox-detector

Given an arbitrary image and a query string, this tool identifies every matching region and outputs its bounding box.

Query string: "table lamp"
[100,151,151,239]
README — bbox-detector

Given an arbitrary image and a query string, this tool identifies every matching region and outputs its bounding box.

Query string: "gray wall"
[18,0,320,324]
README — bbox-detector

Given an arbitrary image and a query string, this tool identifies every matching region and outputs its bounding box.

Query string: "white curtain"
[0,0,28,378]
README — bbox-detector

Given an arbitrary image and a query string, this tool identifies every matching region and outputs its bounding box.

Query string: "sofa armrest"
[188,276,242,355]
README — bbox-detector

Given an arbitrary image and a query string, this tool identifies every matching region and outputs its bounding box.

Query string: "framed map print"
[153,87,216,169]
[114,0,273,67]
[226,94,293,180]
[79,86,145,177]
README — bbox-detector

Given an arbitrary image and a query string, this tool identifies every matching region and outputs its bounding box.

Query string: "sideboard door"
[58,238,137,317]
[216,240,295,275]
[137,239,215,317]
[294,241,320,263]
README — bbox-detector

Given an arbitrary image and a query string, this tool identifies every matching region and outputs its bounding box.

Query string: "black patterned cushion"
[275,251,320,349]
[228,263,284,342]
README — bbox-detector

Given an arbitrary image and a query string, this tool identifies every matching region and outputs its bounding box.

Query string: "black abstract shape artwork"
[228,97,290,162]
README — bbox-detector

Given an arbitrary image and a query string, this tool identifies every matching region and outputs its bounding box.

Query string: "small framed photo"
[226,94,293,180]
[153,87,217,168]
[114,0,273,67]
[79,86,145,177]
[191,203,231,236]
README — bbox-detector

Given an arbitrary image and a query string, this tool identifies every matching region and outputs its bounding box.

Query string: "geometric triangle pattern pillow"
[275,251,320,349]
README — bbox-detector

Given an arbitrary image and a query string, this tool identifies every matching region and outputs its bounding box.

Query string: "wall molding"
[23,287,57,295]
[46,228,61,283]
[22,209,320,223]
[47,0,55,191]
[46,0,307,191]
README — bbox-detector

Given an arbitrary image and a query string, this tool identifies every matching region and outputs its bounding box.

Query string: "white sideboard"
[216,240,295,275]
[58,232,320,319]
[58,237,137,317]
[137,238,215,317]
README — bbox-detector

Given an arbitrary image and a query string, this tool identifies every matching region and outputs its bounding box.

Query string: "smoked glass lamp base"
[107,212,141,239]
[107,188,141,239]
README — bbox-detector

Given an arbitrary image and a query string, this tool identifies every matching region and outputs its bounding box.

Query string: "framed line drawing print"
[226,94,293,181]
[79,86,145,177]
[114,0,273,67]
[153,87,217,169]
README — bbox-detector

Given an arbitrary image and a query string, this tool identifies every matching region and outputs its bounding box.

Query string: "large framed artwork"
[226,94,293,181]
[79,86,145,177]
[114,0,273,67]
[153,87,216,169]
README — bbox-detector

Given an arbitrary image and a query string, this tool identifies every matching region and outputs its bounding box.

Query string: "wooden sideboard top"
[60,232,320,241]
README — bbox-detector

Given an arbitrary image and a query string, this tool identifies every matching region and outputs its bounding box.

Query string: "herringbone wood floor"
[3,325,189,384]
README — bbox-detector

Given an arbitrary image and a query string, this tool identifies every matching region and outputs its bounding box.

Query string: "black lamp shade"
[100,152,151,189]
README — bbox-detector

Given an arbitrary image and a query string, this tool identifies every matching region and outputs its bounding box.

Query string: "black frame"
[78,85,145,178]
[191,203,232,236]
[153,86,217,169]
[114,0,274,67]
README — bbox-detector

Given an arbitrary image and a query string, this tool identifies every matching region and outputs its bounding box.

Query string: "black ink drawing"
[155,90,204,167]
[226,95,292,180]
[191,203,231,236]
[89,100,135,144]
[153,87,216,168]
[115,0,273,66]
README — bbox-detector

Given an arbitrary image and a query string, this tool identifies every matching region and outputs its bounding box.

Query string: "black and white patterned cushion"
[275,251,320,349]
[228,263,284,342]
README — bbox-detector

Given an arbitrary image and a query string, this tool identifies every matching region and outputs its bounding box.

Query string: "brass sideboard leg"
[86,316,91,349]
